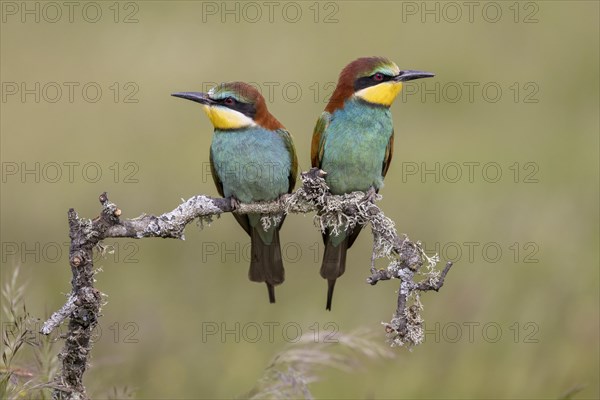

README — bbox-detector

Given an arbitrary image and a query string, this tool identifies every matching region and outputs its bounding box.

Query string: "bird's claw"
[230,197,241,211]
[363,186,378,203]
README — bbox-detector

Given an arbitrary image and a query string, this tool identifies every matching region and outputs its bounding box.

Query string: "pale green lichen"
[260,214,283,232]
[382,240,442,348]
[287,172,446,349]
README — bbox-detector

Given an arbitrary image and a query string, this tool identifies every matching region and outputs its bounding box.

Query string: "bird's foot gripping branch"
[41,168,454,398]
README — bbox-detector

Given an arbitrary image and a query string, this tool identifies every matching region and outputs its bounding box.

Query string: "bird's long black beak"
[171,91,213,105]
[394,70,435,82]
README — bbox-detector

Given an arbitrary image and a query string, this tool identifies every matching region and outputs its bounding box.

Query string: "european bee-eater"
[173,82,298,304]
[311,57,434,310]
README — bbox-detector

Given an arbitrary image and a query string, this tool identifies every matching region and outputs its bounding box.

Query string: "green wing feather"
[210,146,252,235]
[275,128,298,192]
[382,128,394,178]
[311,112,331,168]
[209,148,224,197]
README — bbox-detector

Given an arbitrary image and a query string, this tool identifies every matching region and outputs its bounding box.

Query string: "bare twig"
[40,294,77,336]
[41,168,454,398]
[417,261,454,291]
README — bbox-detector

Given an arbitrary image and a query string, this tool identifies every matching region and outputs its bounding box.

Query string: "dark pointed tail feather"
[347,225,363,249]
[248,227,284,303]
[320,235,348,311]
[318,226,363,310]
[326,279,336,311]
[266,283,276,304]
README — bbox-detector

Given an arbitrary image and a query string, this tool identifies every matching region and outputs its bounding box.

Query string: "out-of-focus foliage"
[1,266,56,399]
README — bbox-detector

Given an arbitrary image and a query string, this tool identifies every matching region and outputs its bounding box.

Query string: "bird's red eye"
[224,97,235,105]
[373,73,384,81]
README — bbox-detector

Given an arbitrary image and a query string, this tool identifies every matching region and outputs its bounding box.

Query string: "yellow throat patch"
[354,81,403,107]
[202,105,256,130]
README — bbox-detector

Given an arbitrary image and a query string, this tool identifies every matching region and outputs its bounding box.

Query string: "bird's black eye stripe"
[216,97,256,119]
[354,73,393,91]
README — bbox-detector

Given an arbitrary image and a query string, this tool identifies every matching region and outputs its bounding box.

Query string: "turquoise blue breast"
[321,99,394,195]
[210,127,291,203]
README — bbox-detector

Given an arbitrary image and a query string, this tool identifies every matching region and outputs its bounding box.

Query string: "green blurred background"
[1,1,598,398]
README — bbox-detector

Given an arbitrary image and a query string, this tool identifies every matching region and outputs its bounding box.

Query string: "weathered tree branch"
[40,294,77,336]
[41,168,454,398]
